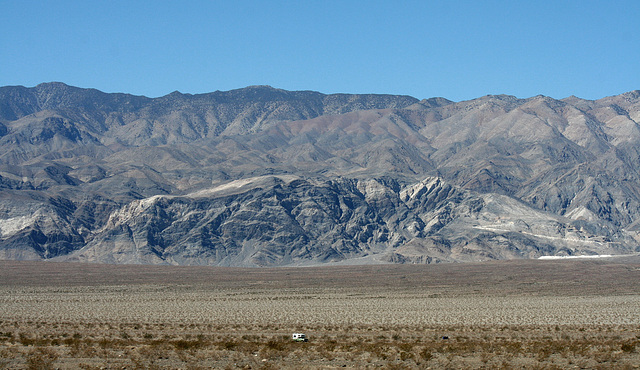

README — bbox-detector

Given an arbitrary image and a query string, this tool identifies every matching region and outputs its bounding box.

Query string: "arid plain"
[1,258,640,369]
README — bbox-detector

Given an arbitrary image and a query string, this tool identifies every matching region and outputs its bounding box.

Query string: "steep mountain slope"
[58,175,631,266]
[1,83,639,265]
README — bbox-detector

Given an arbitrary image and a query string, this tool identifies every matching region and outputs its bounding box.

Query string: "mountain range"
[1,82,639,266]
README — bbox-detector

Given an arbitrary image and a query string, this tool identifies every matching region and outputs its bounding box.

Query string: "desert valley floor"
[1,257,640,369]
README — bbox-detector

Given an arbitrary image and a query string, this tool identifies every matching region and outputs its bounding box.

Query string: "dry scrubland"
[1,258,640,369]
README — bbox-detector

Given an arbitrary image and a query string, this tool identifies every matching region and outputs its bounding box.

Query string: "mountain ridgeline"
[1,82,639,266]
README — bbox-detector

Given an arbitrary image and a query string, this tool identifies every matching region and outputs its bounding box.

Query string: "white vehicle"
[292,333,308,342]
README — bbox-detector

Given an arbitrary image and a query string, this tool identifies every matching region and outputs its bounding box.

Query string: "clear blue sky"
[2,0,639,101]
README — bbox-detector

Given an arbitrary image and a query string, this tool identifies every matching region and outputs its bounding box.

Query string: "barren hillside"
[1,83,640,265]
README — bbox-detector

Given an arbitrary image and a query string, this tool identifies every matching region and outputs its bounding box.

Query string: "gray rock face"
[58,175,634,266]
[1,83,640,265]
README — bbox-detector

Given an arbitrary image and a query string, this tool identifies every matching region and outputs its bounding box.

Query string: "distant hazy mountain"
[1,82,639,265]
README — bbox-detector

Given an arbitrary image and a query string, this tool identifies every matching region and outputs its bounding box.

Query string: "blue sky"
[2,1,639,101]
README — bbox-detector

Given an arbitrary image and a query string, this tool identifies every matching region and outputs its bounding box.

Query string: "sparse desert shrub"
[321,339,338,352]
[221,340,237,350]
[173,339,203,351]
[0,348,10,369]
[419,346,433,361]
[19,332,42,346]
[621,342,636,353]
[534,339,570,361]
[137,345,167,363]
[264,336,290,352]
[396,342,414,353]
[398,350,413,361]
[25,347,58,370]
[97,338,113,349]
[0,331,12,341]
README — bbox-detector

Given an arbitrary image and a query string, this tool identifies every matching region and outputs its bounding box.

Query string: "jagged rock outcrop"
[54,175,633,266]
[1,83,640,265]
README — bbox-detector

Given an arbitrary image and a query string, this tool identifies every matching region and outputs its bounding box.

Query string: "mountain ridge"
[0,83,639,265]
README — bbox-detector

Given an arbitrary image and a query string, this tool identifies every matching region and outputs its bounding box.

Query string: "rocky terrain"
[1,82,639,265]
